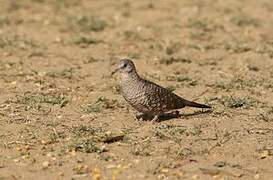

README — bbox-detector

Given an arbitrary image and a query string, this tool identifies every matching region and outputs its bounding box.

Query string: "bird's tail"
[183,100,211,109]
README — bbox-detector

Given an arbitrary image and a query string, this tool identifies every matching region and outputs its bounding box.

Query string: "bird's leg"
[135,114,144,120]
[172,110,179,116]
[151,115,160,123]
[135,113,152,122]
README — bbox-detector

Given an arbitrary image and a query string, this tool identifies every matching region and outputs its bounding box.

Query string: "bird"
[111,58,211,122]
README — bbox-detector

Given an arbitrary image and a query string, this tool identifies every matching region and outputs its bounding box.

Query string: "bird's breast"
[120,78,151,112]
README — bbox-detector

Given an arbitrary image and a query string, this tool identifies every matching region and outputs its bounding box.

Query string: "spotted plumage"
[112,58,211,121]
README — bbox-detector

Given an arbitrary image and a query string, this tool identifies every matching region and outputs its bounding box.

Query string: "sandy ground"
[1,0,273,179]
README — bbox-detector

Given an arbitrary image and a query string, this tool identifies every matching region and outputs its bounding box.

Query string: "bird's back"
[121,75,187,115]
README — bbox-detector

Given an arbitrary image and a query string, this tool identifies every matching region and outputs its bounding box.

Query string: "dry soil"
[1,0,273,179]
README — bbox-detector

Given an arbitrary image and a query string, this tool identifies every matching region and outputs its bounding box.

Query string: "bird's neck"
[120,72,142,98]
[120,71,141,84]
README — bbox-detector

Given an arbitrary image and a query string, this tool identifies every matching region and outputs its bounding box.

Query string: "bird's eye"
[123,63,127,68]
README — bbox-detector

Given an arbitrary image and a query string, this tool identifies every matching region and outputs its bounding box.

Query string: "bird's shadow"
[136,109,213,122]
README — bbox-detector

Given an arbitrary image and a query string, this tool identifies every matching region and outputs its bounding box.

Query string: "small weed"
[73,164,89,174]
[0,36,39,49]
[73,36,102,48]
[0,16,22,27]
[188,80,198,86]
[83,104,100,113]
[16,91,69,108]
[187,18,210,31]
[46,120,60,127]
[247,65,259,72]
[0,61,17,70]
[255,43,273,58]
[256,112,273,122]
[83,56,98,64]
[176,147,193,159]
[187,18,222,35]
[31,0,45,3]
[70,125,124,143]
[148,43,164,51]
[70,125,100,137]
[255,107,273,122]
[97,154,114,161]
[68,138,106,153]
[160,56,191,65]
[189,30,207,40]
[198,60,218,67]
[123,30,141,40]
[50,0,80,10]
[153,124,201,142]
[211,77,261,91]
[121,11,131,18]
[224,42,251,53]
[154,125,186,139]
[101,133,125,144]
[231,16,259,27]
[28,51,45,58]
[217,95,259,108]
[166,75,197,86]
[166,75,192,82]
[148,162,181,175]
[0,17,10,27]
[165,42,181,55]
[7,1,21,12]
[47,130,65,144]
[83,97,121,114]
[130,142,152,156]
[46,68,74,79]
[75,16,108,32]
[204,97,219,107]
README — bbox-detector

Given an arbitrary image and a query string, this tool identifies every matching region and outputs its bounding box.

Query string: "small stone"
[175,171,184,177]
[106,164,116,169]
[133,159,140,164]
[161,168,169,173]
[41,139,49,145]
[10,81,17,86]
[3,52,12,56]
[260,150,270,159]
[157,174,165,179]
[46,152,53,157]
[42,161,50,168]
[105,131,112,136]
[254,174,260,179]
[70,150,77,157]
[43,19,50,25]
[92,168,101,180]
[192,174,199,179]
[54,36,62,43]
[73,164,88,174]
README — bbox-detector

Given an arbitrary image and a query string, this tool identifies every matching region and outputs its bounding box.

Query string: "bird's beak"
[111,68,119,75]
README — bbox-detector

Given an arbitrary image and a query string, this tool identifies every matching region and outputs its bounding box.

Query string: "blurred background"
[0,0,273,179]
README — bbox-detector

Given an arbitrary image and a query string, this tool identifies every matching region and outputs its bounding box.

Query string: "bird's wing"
[141,78,187,111]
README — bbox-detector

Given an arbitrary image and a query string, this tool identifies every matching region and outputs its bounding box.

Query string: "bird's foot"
[150,115,160,124]
[161,111,180,119]
[135,113,152,122]
[135,114,161,124]
[171,110,179,117]
[135,114,143,120]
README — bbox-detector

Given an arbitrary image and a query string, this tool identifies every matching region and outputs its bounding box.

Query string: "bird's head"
[111,58,136,75]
